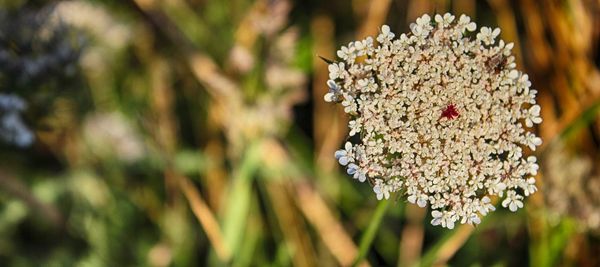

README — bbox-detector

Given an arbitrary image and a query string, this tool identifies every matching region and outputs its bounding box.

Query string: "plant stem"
[353,199,390,266]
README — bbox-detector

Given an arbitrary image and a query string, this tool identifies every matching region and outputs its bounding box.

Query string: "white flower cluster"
[327,14,542,228]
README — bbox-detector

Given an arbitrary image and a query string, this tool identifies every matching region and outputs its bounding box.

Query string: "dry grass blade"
[358,0,392,39]
[420,197,501,266]
[295,183,369,267]
[398,205,425,267]
[429,225,474,266]
[452,0,475,16]
[418,225,475,267]
[172,171,231,261]
[311,15,343,171]
[266,181,317,267]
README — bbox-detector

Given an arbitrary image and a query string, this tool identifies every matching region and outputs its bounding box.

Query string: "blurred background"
[0,0,599,266]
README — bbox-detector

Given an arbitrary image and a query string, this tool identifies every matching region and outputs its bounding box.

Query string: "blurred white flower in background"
[83,112,145,163]
[0,94,34,147]
[544,143,600,232]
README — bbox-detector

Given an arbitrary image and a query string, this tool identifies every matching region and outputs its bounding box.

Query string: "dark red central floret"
[440,104,460,120]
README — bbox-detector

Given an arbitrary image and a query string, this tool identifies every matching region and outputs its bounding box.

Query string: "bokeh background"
[1,0,600,266]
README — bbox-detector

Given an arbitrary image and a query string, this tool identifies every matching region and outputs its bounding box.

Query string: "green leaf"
[221,142,263,263]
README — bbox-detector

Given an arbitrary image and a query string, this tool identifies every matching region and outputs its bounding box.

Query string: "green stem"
[353,199,390,266]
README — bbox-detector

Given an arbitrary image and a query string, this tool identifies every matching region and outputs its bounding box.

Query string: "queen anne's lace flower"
[327,13,542,228]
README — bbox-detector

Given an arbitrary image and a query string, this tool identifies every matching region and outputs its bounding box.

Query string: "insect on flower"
[486,53,508,74]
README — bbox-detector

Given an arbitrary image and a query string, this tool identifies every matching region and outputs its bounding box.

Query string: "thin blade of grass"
[558,101,600,140]
[418,227,458,267]
[398,205,426,267]
[295,183,365,267]
[176,171,230,261]
[266,181,317,267]
[353,199,390,266]
[222,142,263,262]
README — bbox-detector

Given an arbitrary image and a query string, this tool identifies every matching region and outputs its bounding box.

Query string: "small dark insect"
[486,53,508,74]
[318,55,335,64]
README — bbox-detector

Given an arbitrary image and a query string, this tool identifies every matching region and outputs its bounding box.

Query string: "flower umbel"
[328,13,542,228]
